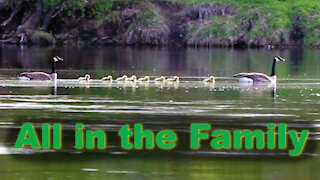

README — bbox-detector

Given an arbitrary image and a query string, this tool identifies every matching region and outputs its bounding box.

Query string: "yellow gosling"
[101,75,113,81]
[154,76,166,82]
[203,76,215,83]
[78,74,91,81]
[138,76,150,82]
[167,76,180,83]
[126,75,137,82]
[115,75,127,81]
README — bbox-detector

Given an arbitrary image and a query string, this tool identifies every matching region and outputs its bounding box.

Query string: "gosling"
[101,75,113,82]
[167,76,180,83]
[126,75,137,82]
[154,76,166,82]
[203,76,215,83]
[115,75,127,81]
[138,76,150,82]
[78,74,91,81]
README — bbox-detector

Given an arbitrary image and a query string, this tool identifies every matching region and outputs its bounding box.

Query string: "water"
[0,46,319,179]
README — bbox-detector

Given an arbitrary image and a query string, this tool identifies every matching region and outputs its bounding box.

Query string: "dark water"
[0,46,319,179]
[0,45,319,79]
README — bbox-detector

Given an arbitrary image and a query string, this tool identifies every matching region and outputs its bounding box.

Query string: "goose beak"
[275,56,286,62]
[55,56,64,61]
[278,56,285,61]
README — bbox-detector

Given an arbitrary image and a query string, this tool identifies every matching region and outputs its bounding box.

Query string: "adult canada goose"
[154,76,166,82]
[233,56,285,84]
[115,75,127,81]
[138,76,150,82]
[126,75,137,82]
[78,74,91,81]
[167,76,180,83]
[203,76,215,83]
[18,56,63,81]
[101,75,113,82]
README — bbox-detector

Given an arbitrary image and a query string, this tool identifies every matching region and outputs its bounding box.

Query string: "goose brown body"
[18,56,63,81]
[19,72,54,81]
[233,56,285,84]
[233,72,273,83]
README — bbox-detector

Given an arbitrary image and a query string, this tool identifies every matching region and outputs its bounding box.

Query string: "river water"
[0,46,319,179]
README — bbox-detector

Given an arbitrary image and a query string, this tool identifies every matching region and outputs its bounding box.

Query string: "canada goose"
[203,76,215,83]
[233,56,285,84]
[115,75,127,81]
[167,76,180,83]
[154,76,166,82]
[18,56,63,81]
[101,75,113,82]
[138,76,150,82]
[78,74,91,81]
[126,75,137,82]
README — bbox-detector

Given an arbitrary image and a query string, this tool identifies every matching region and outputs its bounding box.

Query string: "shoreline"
[0,42,307,50]
[1,1,320,49]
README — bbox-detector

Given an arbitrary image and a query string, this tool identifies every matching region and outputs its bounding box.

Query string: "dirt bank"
[0,0,317,48]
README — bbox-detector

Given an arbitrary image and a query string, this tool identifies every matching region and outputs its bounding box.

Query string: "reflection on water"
[0,46,319,179]
[0,46,320,79]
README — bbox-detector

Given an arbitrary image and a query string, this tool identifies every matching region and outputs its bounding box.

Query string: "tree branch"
[1,0,24,27]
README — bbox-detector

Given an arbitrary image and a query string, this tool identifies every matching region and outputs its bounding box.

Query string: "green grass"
[205,16,238,38]
[28,30,56,45]
[138,3,166,27]
[7,0,320,46]
[138,9,165,27]
[181,0,320,46]
[127,2,166,31]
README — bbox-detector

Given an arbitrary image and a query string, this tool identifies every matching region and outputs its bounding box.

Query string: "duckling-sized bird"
[233,56,285,84]
[126,75,137,82]
[18,56,63,81]
[115,75,127,82]
[78,74,91,81]
[154,76,166,82]
[203,76,215,83]
[167,76,180,83]
[138,76,150,82]
[101,75,113,82]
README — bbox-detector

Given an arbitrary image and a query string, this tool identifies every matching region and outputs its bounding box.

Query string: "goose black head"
[53,56,64,62]
[274,56,285,62]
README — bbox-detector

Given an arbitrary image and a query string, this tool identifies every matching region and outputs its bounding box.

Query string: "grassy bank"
[1,0,320,47]
[177,0,320,47]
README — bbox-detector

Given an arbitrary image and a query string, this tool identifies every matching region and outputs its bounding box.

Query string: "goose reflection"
[155,81,165,89]
[138,80,150,90]
[167,81,179,90]
[238,83,277,99]
[204,81,215,90]
[51,81,57,96]
[121,81,137,93]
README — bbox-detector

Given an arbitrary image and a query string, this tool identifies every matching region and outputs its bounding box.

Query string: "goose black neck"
[52,60,56,73]
[270,59,277,76]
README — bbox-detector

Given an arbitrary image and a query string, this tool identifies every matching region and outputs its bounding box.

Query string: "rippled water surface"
[0,46,319,179]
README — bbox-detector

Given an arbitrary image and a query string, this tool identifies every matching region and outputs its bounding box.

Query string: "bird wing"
[233,72,272,83]
[19,72,51,80]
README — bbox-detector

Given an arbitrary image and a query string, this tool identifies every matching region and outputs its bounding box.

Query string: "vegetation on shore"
[1,0,320,48]
[182,0,320,47]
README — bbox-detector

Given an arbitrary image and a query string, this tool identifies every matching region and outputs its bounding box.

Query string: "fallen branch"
[1,0,24,27]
